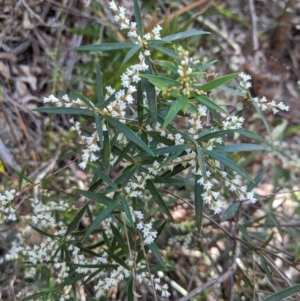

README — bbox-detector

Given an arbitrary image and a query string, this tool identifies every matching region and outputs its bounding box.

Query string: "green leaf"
[104,115,154,156]
[162,30,209,42]
[221,202,239,222]
[146,180,174,221]
[95,115,103,147]
[154,178,194,186]
[148,242,166,270]
[197,60,218,72]
[196,144,207,180]
[110,223,129,255]
[104,249,130,270]
[136,144,190,158]
[82,199,120,242]
[262,284,300,301]
[133,0,143,36]
[192,94,228,115]
[150,44,180,61]
[144,56,157,124]
[66,201,90,236]
[197,128,265,143]
[103,130,110,172]
[127,276,134,301]
[153,60,178,73]
[122,44,141,65]
[238,224,256,250]
[198,73,238,92]
[203,149,254,182]
[248,169,266,191]
[259,255,273,281]
[214,143,267,153]
[163,95,186,127]
[141,74,179,90]
[73,42,136,52]
[261,231,274,248]
[121,194,134,227]
[195,173,204,233]
[88,164,118,190]
[34,107,94,116]
[96,64,104,106]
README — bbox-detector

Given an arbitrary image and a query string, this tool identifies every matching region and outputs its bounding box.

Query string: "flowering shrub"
[0,1,292,300]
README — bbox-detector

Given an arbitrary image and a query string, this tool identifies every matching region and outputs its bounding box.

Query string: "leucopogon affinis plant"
[0,0,290,300]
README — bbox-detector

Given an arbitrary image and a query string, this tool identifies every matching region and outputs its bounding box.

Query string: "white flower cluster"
[222,115,245,130]
[239,72,289,114]
[188,105,207,139]
[44,94,93,109]
[69,118,101,169]
[0,189,19,221]
[21,237,58,264]
[131,208,158,245]
[253,96,289,114]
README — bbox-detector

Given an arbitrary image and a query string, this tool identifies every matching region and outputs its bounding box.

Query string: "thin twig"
[177,261,236,301]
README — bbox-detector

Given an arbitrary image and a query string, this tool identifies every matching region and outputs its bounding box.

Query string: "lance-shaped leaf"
[203,149,254,182]
[192,93,228,115]
[95,115,103,147]
[88,164,118,190]
[150,44,180,61]
[96,64,104,106]
[35,107,94,116]
[144,56,157,124]
[82,199,120,242]
[262,284,300,301]
[73,42,136,52]
[163,95,187,127]
[110,223,129,255]
[221,202,239,222]
[198,73,238,92]
[146,180,174,221]
[133,0,143,36]
[196,144,208,181]
[122,44,141,65]
[213,143,267,153]
[148,241,166,270]
[162,30,210,42]
[195,173,204,233]
[104,115,154,156]
[141,74,179,90]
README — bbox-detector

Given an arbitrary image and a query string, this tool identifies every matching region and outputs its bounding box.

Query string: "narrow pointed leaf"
[88,164,118,190]
[74,92,95,109]
[192,94,228,115]
[110,223,129,255]
[214,143,267,153]
[133,0,143,35]
[150,44,180,61]
[35,107,94,116]
[195,173,204,233]
[104,115,154,156]
[66,201,90,235]
[121,194,134,227]
[221,202,239,222]
[238,224,256,250]
[82,200,120,242]
[198,73,238,92]
[104,249,130,270]
[162,30,209,42]
[203,149,254,182]
[146,180,174,221]
[196,144,207,180]
[163,95,186,127]
[103,130,110,172]
[148,242,166,270]
[122,44,141,65]
[96,64,104,106]
[95,115,103,147]
[262,284,300,301]
[141,74,179,89]
[73,42,135,52]
[145,56,157,124]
